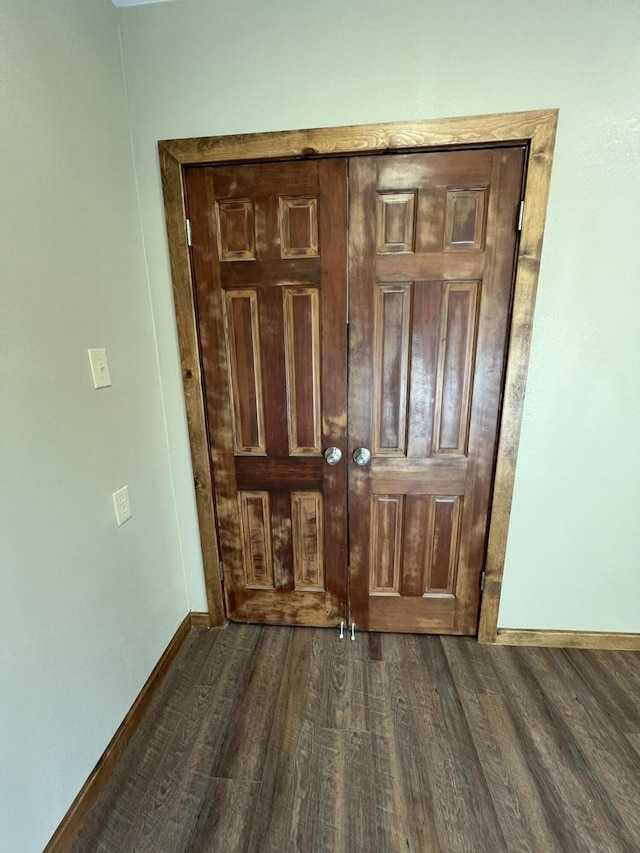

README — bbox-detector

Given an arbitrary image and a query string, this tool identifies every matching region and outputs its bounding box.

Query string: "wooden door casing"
[159,112,557,636]
[185,159,348,626]
[348,148,526,634]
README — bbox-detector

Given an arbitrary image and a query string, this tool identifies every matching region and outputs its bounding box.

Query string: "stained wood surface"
[494,628,640,650]
[71,625,640,853]
[159,150,225,627]
[348,148,525,635]
[185,159,348,627]
[159,110,558,635]
[159,110,557,165]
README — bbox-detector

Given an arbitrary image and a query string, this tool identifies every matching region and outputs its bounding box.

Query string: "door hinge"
[517,200,524,232]
[218,559,224,582]
[185,218,192,247]
[480,570,486,591]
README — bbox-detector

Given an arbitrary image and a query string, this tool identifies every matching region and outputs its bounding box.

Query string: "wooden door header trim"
[160,109,557,166]
[159,109,558,638]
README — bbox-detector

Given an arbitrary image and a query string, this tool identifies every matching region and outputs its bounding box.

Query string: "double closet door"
[185,146,524,635]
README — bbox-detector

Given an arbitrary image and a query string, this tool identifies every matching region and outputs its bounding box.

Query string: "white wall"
[0,2,191,850]
[119,0,640,632]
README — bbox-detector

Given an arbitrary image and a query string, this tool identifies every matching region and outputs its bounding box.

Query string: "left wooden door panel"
[185,159,348,626]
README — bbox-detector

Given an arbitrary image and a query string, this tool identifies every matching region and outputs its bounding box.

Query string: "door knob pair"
[323,447,371,466]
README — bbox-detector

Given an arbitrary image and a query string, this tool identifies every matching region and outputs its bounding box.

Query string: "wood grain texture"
[493,629,640,650]
[376,191,416,253]
[444,188,487,250]
[349,147,525,635]
[238,491,274,588]
[186,159,348,627]
[223,289,266,453]
[44,614,193,853]
[291,491,325,590]
[477,110,558,642]
[369,495,404,594]
[159,110,557,164]
[159,149,225,627]
[216,199,255,261]
[67,623,640,852]
[371,284,412,455]
[279,196,319,258]
[283,287,322,454]
[159,110,558,634]
[432,282,479,455]
[190,611,212,628]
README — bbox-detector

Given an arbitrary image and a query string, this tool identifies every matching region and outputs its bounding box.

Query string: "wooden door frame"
[158,109,558,642]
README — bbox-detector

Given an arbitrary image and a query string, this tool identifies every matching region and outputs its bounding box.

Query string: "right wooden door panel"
[348,148,525,634]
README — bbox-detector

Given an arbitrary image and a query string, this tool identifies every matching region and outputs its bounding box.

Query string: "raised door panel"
[369,495,404,594]
[223,289,266,454]
[283,287,322,455]
[372,284,412,456]
[216,200,256,261]
[291,491,325,591]
[433,282,480,456]
[186,158,348,627]
[348,147,525,635]
[238,491,274,588]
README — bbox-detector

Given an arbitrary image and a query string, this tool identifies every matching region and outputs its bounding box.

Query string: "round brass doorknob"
[323,446,342,465]
[352,447,371,466]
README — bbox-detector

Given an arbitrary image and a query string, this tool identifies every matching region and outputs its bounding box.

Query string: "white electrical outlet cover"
[112,485,132,526]
[88,348,112,389]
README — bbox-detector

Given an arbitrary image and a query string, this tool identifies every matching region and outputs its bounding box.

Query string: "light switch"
[112,485,132,526]
[88,348,112,389]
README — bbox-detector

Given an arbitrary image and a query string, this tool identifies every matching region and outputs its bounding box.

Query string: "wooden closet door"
[185,159,348,626]
[348,148,525,634]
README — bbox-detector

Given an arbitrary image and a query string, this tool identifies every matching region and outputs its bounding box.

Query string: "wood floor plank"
[367,631,384,661]
[366,656,441,853]
[70,625,640,853]
[345,730,377,853]
[301,628,339,728]
[278,630,350,851]
[210,625,291,780]
[384,635,507,852]
[344,658,371,733]
[627,732,640,756]
[129,627,290,852]
[344,725,416,853]
[443,638,563,850]
[364,701,413,851]
[121,625,264,853]
[492,646,636,853]
[246,627,317,852]
[533,648,640,840]
[415,637,507,852]
[102,626,262,852]
[70,627,224,851]
[565,648,640,732]
[441,635,502,695]
[306,725,347,852]
[188,778,261,853]
[321,627,348,729]
[475,693,562,852]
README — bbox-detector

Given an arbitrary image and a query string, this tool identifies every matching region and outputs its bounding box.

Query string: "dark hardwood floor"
[72,624,640,852]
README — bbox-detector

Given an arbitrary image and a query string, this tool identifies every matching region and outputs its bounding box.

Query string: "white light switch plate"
[88,348,112,389]
[112,485,132,526]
